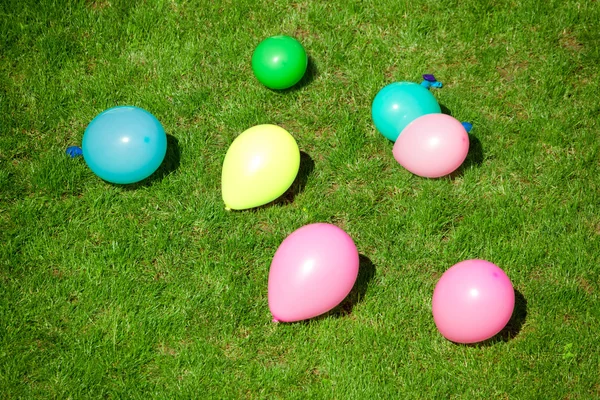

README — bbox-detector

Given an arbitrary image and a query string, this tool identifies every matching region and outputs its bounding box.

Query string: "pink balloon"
[393,113,469,178]
[432,259,515,344]
[268,223,359,322]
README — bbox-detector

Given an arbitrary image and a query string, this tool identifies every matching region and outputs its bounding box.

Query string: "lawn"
[1,0,599,398]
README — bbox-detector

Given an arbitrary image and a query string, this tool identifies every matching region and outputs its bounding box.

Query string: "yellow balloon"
[222,124,300,210]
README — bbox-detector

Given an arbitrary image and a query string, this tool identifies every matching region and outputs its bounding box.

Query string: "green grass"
[1,0,599,398]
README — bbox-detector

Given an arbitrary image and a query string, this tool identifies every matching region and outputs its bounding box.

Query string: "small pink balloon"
[393,113,469,178]
[432,259,515,344]
[268,223,359,322]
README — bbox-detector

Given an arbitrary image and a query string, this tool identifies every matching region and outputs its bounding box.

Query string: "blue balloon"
[371,82,441,142]
[82,106,167,184]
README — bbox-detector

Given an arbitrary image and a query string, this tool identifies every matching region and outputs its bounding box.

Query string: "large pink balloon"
[432,259,515,344]
[393,113,469,178]
[268,223,359,322]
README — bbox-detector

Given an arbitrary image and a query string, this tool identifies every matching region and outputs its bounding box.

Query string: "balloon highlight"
[82,106,167,184]
[268,223,359,322]
[371,82,441,142]
[393,113,469,178]
[432,259,515,344]
[252,36,308,90]
[222,124,300,210]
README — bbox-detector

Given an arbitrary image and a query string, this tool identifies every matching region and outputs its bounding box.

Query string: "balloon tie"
[420,74,443,89]
[66,146,82,158]
[461,122,473,133]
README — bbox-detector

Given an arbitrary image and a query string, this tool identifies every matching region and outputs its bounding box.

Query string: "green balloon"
[251,36,308,90]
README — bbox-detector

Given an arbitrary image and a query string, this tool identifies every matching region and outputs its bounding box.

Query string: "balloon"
[268,223,359,322]
[371,82,441,142]
[222,124,300,210]
[251,35,308,90]
[82,106,167,184]
[432,259,515,344]
[393,113,469,178]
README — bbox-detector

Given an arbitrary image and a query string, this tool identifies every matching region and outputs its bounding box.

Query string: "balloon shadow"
[446,133,484,180]
[110,134,181,189]
[273,56,318,93]
[422,104,483,178]
[465,289,528,347]
[278,151,314,204]
[334,254,377,316]
[245,151,314,210]
[438,104,484,171]
[317,254,377,320]
[463,134,484,168]
[440,103,453,116]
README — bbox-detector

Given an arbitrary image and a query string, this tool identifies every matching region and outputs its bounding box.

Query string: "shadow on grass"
[277,151,315,205]
[237,151,314,211]
[466,289,528,347]
[111,134,181,190]
[463,134,484,168]
[440,103,453,116]
[284,254,376,325]
[271,56,318,93]
[330,254,377,317]
[438,102,483,178]
[389,104,483,178]
[446,133,483,180]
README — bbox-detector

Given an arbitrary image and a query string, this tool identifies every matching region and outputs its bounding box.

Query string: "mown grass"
[1,0,599,398]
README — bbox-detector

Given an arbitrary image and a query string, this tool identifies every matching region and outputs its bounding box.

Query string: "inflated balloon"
[82,106,167,184]
[251,35,308,90]
[432,259,515,344]
[268,223,359,322]
[222,124,300,210]
[371,82,441,142]
[393,113,469,178]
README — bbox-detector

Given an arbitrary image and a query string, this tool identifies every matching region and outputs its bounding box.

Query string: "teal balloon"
[371,82,441,142]
[82,106,167,184]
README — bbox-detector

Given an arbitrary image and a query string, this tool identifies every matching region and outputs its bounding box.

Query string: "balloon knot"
[272,318,280,323]
[66,146,82,158]
[461,122,473,133]
[421,74,442,89]
[225,206,231,211]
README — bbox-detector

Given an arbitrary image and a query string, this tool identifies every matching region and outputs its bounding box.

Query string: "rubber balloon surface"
[251,35,308,90]
[82,106,167,184]
[432,259,515,344]
[222,124,300,210]
[371,82,441,142]
[268,223,359,322]
[393,113,469,178]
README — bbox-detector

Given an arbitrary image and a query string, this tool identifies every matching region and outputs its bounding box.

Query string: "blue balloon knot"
[461,122,473,133]
[421,74,442,89]
[66,146,83,158]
